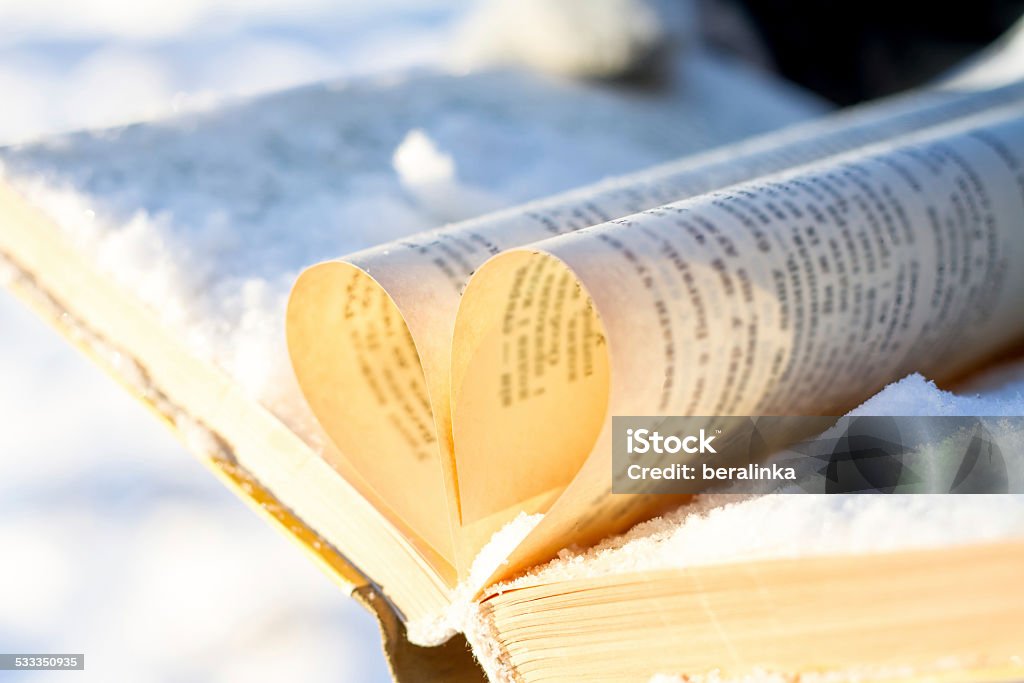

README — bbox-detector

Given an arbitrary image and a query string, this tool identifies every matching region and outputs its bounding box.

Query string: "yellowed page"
[286,81,1024,577]
[477,541,1024,682]
[452,107,1024,582]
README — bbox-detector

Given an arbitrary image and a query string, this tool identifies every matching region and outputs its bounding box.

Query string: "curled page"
[287,80,1024,576]
[454,107,1024,580]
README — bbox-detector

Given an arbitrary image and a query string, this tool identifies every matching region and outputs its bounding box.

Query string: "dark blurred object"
[701,0,1024,104]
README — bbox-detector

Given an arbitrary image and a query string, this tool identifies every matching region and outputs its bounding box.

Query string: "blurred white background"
[0,1,466,680]
[0,0,460,142]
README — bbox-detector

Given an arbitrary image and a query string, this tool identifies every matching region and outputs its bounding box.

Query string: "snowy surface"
[0,289,391,682]
[0,49,821,424]
[0,0,464,144]
[500,490,1024,590]
[2,2,1023,682]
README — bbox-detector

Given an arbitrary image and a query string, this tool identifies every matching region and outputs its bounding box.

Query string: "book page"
[286,80,1024,575]
[452,107,1024,581]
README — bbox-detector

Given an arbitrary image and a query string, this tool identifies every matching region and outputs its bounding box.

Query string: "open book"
[286,68,1024,677]
[287,72,1024,571]
[3,42,1024,681]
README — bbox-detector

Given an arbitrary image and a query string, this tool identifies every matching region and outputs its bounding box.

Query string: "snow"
[0,288,391,682]
[392,128,504,222]
[0,52,820,426]
[406,512,544,647]
[496,492,1024,590]
[853,369,1024,417]
[2,2,1023,682]
[0,1,463,143]
[450,0,694,79]
[393,129,458,189]
[402,361,1024,651]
